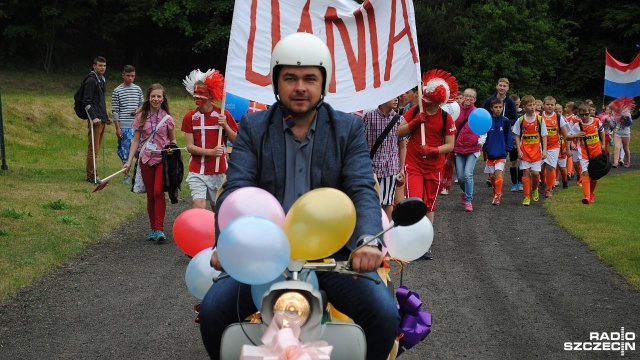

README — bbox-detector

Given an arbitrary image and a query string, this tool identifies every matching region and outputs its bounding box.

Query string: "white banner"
[225,0,421,113]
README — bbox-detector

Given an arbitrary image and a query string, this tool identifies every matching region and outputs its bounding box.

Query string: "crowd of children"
[395,82,635,209]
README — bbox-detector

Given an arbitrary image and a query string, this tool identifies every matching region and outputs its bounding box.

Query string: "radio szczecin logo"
[564,328,636,356]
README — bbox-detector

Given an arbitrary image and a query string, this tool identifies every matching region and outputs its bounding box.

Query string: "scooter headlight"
[272,291,310,327]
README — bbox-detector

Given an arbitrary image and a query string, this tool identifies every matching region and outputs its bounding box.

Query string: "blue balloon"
[251,270,319,310]
[468,108,492,135]
[185,248,221,300]
[217,216,290,285]
[224,93,250,121]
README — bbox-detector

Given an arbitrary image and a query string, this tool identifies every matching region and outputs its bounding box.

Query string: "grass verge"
[544,171,640,288]
[0,70,193,302]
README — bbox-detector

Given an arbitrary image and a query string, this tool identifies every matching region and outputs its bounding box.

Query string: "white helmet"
[270,32,332,97]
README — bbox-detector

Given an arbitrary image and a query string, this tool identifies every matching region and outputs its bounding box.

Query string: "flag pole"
[215,91,227,172]
[417,81,425,145]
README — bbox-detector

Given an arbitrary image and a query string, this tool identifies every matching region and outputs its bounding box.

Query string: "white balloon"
[386,217,434,261]
[441,102,461,121]
[185,248,221,300]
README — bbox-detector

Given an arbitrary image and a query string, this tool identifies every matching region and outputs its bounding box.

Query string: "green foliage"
[0,230,11,236]
[0,0,638,101]
[58,216,81,225]
[0,208,33,219]
[42,199,70,210]
[455,0,575,99]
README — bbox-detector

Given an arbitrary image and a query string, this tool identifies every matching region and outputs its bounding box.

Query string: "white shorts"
[571,150,580,163]
[579,159,591,174]
[519,159,542,172]
[557,158,567,168]
[484,159,506,173]
[186,172,225,203]
[543,148,560,167]
[615,126,631,137]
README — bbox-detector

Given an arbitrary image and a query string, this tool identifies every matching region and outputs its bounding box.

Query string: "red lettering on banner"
[385,0,419,81]
[297,0,313,33]
[245,0,281,86]
[325,6,369,92]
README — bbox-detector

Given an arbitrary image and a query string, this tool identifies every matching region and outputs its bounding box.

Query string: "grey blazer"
[216,102,383,256]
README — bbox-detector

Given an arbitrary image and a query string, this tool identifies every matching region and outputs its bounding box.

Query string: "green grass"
[544,171,640,288]
[0,69,194,302]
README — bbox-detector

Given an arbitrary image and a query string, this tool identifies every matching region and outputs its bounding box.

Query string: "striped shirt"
[362,108,403,178]
[111,84,143,128]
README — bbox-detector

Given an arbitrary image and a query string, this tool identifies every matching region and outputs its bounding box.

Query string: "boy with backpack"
[513,95,548,206]
[75,56,112,183]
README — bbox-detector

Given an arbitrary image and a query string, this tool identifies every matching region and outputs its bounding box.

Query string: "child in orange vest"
[513,95,548,206]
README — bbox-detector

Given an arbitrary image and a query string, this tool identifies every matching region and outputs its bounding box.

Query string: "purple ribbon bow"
[396,286,432,355]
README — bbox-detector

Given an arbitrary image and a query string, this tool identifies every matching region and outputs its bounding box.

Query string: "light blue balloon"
[218,216,290,285]
[250,271,319,310]
[468,108,492,135]
[185,248,221,300]
[224,92,250,121]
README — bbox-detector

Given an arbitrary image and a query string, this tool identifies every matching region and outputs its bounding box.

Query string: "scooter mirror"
[391,197,427,227]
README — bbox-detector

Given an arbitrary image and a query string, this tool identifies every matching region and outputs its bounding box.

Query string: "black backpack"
[73,72,97,119]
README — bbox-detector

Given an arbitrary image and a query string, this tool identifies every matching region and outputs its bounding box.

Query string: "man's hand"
[218,114,227,128]
[210,249,223,271]
[350,246,383,273]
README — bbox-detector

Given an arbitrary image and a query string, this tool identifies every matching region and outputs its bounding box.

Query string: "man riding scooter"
[197,32,401,360]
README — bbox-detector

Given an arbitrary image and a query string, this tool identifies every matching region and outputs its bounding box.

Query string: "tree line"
[1,0,638,103]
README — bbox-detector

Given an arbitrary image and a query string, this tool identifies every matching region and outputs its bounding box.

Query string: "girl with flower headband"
[397,69,458,259]
[181,69,239,210]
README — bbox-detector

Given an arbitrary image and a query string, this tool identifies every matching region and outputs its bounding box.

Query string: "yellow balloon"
[284,188,356,260]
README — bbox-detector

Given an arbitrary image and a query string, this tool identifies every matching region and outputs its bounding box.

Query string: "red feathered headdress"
[608,97,635,118]
[422,69,458,106]
[183,69,225,101]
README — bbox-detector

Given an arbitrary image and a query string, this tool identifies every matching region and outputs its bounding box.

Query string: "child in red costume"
[181,69,239,210]
[397,69,457,260]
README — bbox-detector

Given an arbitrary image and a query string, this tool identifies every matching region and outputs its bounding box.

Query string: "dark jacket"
[162,144,184,204]
[482,115,513,160]
[215,102,382,257]
[82,71,108,122]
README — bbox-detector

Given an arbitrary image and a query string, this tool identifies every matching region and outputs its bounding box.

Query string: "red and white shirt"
[181,107,238,174]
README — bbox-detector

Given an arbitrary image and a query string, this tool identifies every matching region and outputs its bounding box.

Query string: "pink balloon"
[381,209,390,256]
[218,187,285,231]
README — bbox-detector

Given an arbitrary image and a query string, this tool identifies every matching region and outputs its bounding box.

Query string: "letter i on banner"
[215,91,226,172]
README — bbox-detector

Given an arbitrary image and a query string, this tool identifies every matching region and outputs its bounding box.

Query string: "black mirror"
[391,197,427,227]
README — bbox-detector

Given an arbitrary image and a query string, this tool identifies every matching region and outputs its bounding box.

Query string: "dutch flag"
[604,49,640,98]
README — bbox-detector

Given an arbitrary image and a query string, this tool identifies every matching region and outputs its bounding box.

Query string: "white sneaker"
[440,189,449,195]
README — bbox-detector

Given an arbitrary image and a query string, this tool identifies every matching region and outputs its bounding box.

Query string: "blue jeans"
[455,152,479,203]
[198,270,400,360]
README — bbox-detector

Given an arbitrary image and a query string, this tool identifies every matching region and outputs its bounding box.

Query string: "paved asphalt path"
[1,160,639,359]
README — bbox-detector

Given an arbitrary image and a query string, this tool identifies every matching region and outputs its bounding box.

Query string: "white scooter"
[218,198,428,359]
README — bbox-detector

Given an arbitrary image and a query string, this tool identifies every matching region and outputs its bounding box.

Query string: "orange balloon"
[283,188,356,260]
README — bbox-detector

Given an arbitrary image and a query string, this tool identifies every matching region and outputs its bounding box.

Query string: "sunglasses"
[578,113,590,116]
